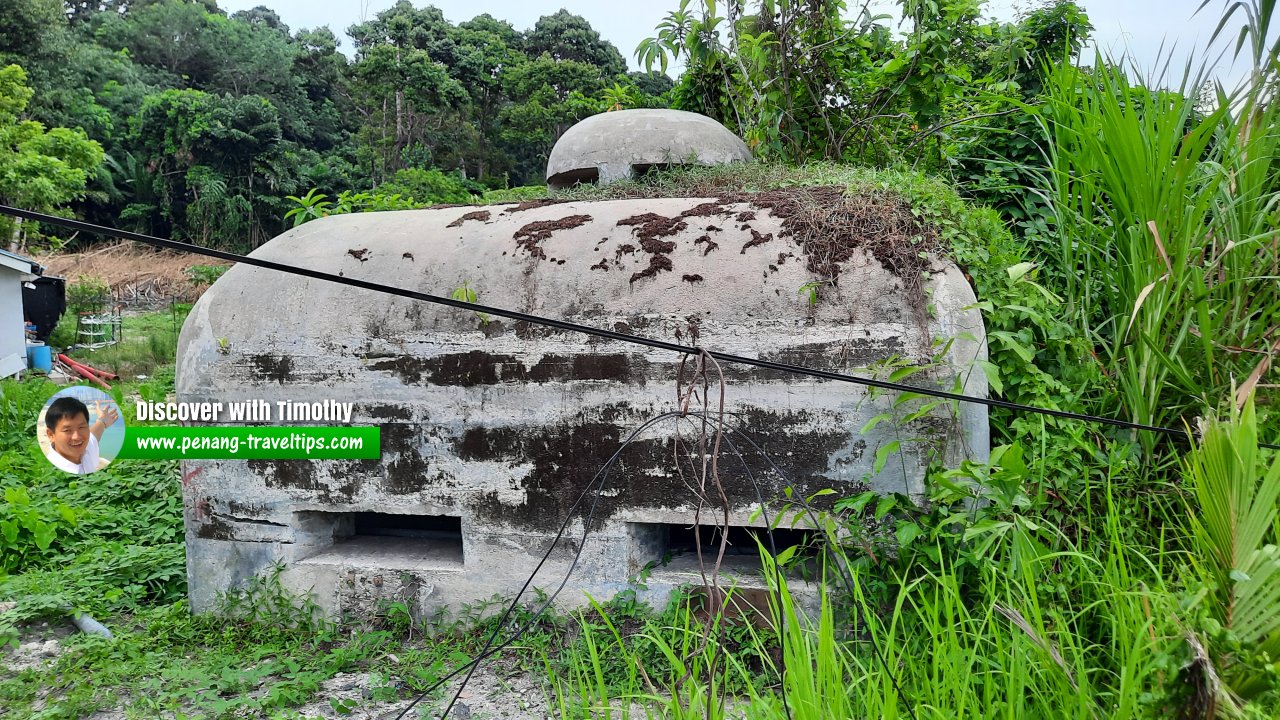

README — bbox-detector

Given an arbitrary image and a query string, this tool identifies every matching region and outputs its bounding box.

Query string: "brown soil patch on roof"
[694,236,718,256]
[740,229,773,254]
[502,199,570,213]
[630,254,673,284]
[616,213,687,244]
[679,202,734,218]
[638,237,675,255]
[447,210,491,227]
[617,212,697,284]
[513,215,592,259]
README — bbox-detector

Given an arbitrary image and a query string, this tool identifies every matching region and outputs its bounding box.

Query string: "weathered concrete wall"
[546,110,753,188]
[177,195,987,619]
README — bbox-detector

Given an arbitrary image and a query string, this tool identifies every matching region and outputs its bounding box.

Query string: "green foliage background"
[0,0,1100,252]
[1,0,673,251]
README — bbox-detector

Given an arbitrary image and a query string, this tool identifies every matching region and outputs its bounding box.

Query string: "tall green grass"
[548,509,1196,718]
[1035,0,1280,433]
[551,501,1279,717]
[549,391,1280,717]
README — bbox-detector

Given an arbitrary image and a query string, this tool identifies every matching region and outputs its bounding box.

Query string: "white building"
[0,248,42,378]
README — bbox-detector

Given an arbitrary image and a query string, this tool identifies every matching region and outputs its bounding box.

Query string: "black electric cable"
[3,205,1270,450]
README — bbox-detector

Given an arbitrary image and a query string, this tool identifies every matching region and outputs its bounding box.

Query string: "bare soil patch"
[36,242,230,305]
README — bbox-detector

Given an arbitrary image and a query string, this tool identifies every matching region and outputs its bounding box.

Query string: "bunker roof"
[546,109,753,189]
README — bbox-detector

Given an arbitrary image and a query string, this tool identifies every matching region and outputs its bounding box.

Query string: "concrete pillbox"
[177,195,988,619]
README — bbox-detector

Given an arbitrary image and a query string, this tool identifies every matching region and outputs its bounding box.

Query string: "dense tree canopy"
[0,63,102,251]
[524,9,627,77]
[0,0,1104,253]
[0,0,648,250]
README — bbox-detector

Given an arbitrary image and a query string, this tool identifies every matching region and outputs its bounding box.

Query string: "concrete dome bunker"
[546,109,754,189]
[176,190,989,620]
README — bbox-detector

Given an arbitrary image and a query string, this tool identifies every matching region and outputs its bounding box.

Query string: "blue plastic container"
[27,343,52,372]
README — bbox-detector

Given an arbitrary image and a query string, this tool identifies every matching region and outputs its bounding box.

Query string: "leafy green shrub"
[285,186,430,226]
[47,315,76,350]
[4,542,186,614]
[1182,398,1280,705]
[65,275,110,313]
[0,483,78,573]
[283,188,332,226]
[0,374,184,616]
[0,376,57,448]
[216,563,326,631]
[378,167,474,205]
[482,185,549,203]
[333,189,420,213]
[184,264,229,286]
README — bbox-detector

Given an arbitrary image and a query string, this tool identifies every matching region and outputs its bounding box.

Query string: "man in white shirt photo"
[43,396,120,475]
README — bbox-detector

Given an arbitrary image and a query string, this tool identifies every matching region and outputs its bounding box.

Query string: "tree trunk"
[379,95,389,186]
[8,217,22,254]
[393,89,407,173]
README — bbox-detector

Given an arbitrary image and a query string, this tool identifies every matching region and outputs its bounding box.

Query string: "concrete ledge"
[297,536,465,572]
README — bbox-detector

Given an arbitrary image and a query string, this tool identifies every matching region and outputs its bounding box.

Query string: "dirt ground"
[35,243,230,306]
[299,666,551,720]
[0,621,553,720]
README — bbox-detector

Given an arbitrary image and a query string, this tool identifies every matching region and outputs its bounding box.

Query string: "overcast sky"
[216,0,1267,91]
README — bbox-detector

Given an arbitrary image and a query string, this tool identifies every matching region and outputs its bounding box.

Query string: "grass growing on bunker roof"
[489,163,1021,339]
[483,162,1017,288]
